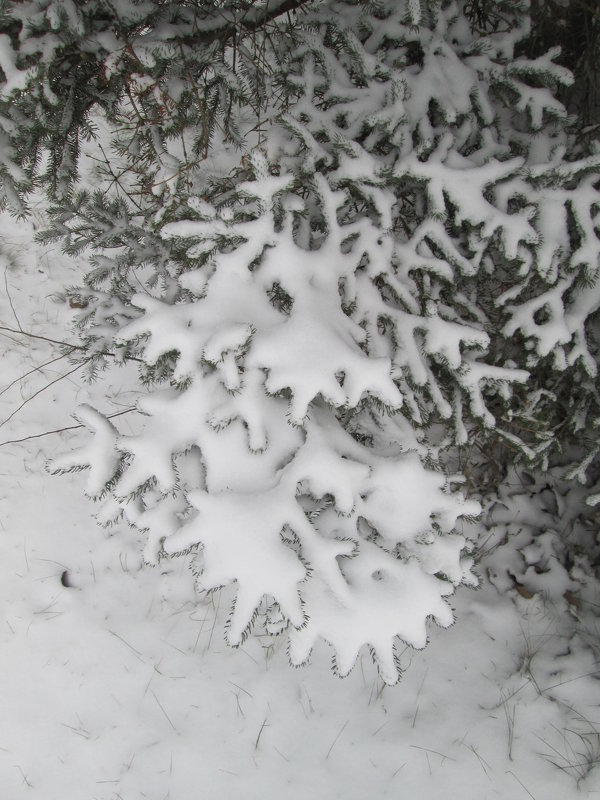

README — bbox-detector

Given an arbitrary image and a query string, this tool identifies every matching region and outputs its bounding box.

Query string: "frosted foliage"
[289,545,456,685]
[52,150,486,679]
[44,0,600,680]
[164,487,308,644]
[50,405,121,498]
[58,387,477,682]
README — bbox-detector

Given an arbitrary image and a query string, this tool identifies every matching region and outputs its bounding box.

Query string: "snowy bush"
[1,0,599,681]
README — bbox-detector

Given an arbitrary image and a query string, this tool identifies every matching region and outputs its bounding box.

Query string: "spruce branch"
[176,0,314,50]
[24,0,600,683]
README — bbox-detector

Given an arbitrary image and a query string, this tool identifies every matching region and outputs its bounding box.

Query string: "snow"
[2,0,600,792]
[1,213,600,799]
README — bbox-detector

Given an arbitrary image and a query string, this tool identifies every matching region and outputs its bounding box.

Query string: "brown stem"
[0,324,143,363]
[0,324,86,350]
[0,407,137,448]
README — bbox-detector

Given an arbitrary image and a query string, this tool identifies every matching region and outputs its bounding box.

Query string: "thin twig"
[462,742,492,779]
[255,717,269,750]
[0,323,86,350]
[409,744,456,763]
[0,324,142,363]
[0,361,89,430]
[109,630,145,658]
[61,722,90,739]
[151,690,179,734]
[273,745,289,762]
[541,670,600,692]
[15,765,32,788]
[326,720,349,759]
[4,271,23,331]
[502,697,516,761]
[228,680,253,698]
[0,351,73,398]
[97,142,144,211]
[490,680,530,708]
[0,407,136,448]
[506,769,537,800]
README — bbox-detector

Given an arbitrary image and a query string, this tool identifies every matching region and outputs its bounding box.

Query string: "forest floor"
[1,208,600,799]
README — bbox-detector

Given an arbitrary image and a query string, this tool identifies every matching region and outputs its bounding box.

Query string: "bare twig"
[4,271,22,331]
[326,720,349,759]
[506,769,537,799]
[61,722,90,740]
[97,142,144,211]
[0,406,136,448]
[254,716,269,750]
[541,670,600,692]
[461,741,492,779]
[501,692,517,761]
[108,630,145,659]
[15,765,32,788]
[0,351,73,398]
[0,324,143,363]
[151,690,179,734]
[273,745,289,762]
[409,744,456,763]
[0,323,85,350]
[0,361,89,430]
[228,680,253,699]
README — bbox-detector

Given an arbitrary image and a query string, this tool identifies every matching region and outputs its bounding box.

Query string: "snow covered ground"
[1,211,599,799]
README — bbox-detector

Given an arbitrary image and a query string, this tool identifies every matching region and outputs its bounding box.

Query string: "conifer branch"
[9,0,597,684]
[176,0,313,48]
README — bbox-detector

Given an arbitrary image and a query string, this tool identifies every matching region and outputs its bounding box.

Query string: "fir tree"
[1,0,598,682]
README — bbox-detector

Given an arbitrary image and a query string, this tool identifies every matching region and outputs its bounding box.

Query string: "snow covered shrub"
[2,0,599,681]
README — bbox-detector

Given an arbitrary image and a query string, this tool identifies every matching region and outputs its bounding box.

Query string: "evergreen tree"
[1,0,598,682]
